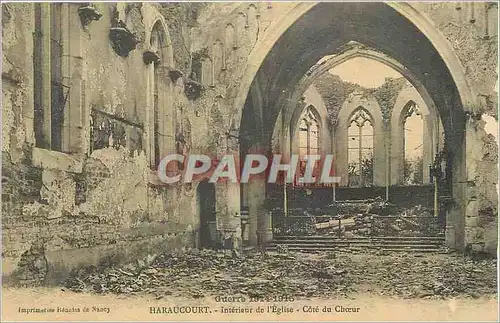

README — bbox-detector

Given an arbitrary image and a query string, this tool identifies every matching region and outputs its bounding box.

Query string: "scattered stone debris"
[279,199,438,238]
[13,242,48,286]
[64,249,497,300]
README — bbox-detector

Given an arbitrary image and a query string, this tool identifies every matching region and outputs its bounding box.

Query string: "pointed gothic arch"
[391,83,445,185]
[297,105,321,156]
[347,107,375,187]
[335,93,384,187]
[401,101,424,185]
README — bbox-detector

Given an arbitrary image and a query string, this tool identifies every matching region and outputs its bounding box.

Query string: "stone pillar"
[334,122,348,186]
[383,121,391,198]
[320,121,330,155]
[156,66,175,156]
[422,115,433,184]
[281,125,291,159]
[445,210,457,249]
[218,181,242,249]
[247,178,271,245]
[372,119,386,187]
[390,118,403,185]
[447,145,467,251]
[40,4,52,149]
[65,5,86,154]
[257,206,273,245]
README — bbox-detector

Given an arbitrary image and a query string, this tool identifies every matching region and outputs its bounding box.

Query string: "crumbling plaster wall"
[2,4,35,162]
[411,2,498,253]
[1,2,227,285]
[190,2,296,130]
[413,2,498,117]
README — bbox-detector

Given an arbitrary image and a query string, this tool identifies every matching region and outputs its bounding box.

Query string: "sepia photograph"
[1,1,499,321]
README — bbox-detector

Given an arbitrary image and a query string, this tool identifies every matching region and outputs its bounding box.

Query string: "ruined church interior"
[2,2,498,302]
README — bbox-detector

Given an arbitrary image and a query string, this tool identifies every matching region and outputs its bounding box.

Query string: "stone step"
[372,235,445,240]
[272,241,443,248]
[371,241,444,245]
[266,246,445,253]
[273,239,371,244]
[269,234,446,253]
[372,244,443,249]
[274,235,443,240]
[271,243,372,247]
[274,235,370,240]
[270,241,442,248]
[273,237,444,244]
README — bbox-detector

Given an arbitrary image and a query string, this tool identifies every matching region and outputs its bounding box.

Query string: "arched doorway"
[197,180,217,249]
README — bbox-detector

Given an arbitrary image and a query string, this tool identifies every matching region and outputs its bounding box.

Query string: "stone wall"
[1,2,239,285]
[413,2,498,254]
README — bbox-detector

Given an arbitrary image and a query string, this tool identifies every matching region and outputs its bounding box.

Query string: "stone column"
[157,66,176,155]
[383,121,391,199]
[320,120,330,155]
[257,205,273,245]
[372,118,386,187]
[422,115,433,184]
[446,141,467,251]
[65,4,85,154]
[40,4,52,149]
[247,178,267,245]
[216,181,242,249]
[390,118,403,185]
[334,122,348,186]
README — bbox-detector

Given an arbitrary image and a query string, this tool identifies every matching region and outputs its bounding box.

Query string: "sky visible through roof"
[329,57,402,88]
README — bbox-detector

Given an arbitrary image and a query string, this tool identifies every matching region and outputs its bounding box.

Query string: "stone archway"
[236,2,473,250]
[283,46,440,126]
[232,2,475,120]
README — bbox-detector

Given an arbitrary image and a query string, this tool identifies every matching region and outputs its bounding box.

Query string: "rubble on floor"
[63,249,497,300]
[277,199,438,238]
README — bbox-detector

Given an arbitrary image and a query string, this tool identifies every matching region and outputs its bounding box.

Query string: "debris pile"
[398,204,433,217]
[64,249,497,300]
[283,201,438,237]
[352,214,372,236]
[366,253,497,299]
[64,249,356,299]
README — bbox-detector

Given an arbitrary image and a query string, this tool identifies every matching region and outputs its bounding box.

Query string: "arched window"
[225,23,236,50]
[298,105,320,156]
[213,39,225,81]
[403,101,424,185]
[295,106,320,186]
[348,108,374,187]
